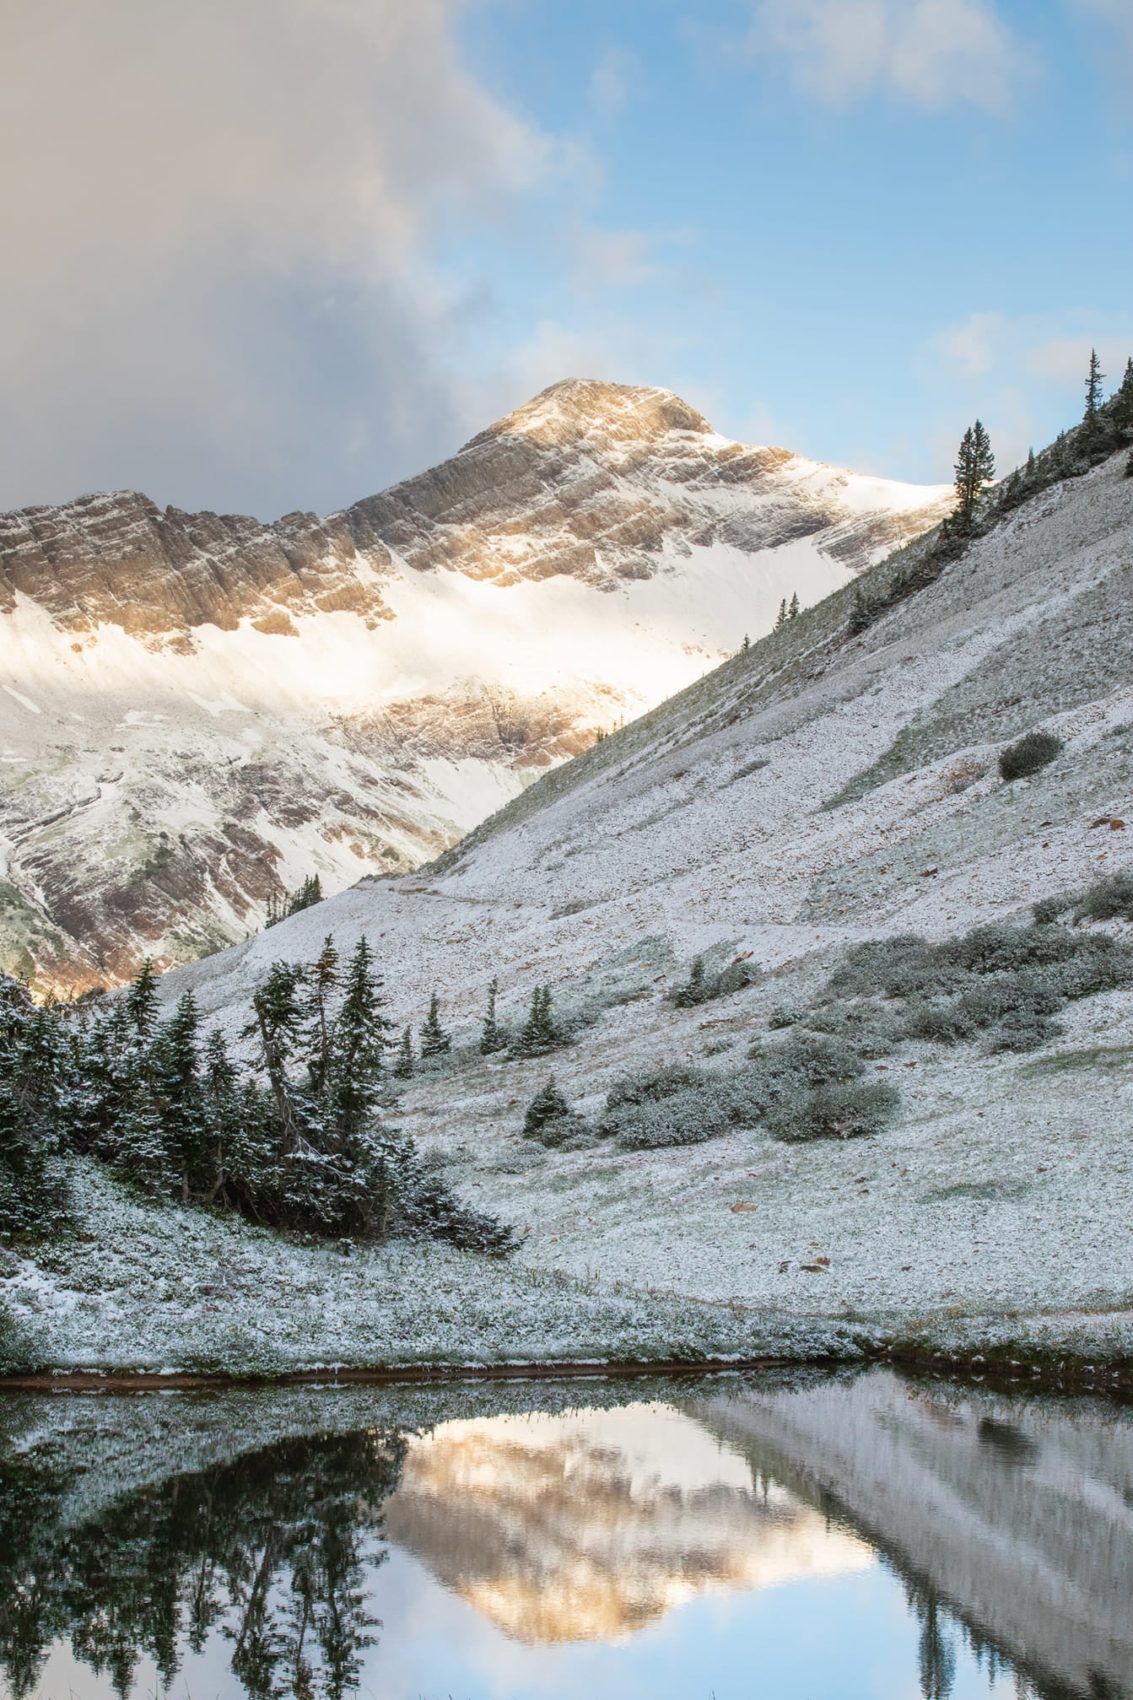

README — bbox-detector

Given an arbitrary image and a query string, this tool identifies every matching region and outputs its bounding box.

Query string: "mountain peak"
[465,378,716,451]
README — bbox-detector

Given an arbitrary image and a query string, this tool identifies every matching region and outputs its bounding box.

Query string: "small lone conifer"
[953,420,995,525]
[1084,348,1105,420]
[419,992,451,1058]
[479,978,507,1054]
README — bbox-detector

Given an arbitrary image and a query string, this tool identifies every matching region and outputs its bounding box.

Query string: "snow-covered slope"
[0,379,950,990]
[145,446,1133,1361]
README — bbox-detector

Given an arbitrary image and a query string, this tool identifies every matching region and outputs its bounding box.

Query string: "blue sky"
[1,0,1130,515]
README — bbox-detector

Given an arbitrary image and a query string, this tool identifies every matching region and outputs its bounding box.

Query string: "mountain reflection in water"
[0,1369,1129,1700]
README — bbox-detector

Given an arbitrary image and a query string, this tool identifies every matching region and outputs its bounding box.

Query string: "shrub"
[669,955,758,1008]
[983,1013,1063,1053]
[604,1063,706,1111]
[767,1080,899,1143]
[769,1031,867,1087]
[1032,893,1070,926]
[767,1006,801,1029]
[1074,872,1133,924]
[608,1085,732,1151]
[828,934,959,1002]
[902,1000,976,1045]
[999,730,1063,782]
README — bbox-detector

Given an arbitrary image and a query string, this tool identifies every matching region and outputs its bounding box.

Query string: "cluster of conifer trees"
[0,939,513,1253]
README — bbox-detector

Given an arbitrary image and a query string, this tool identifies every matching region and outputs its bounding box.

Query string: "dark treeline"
[0,1426,407,1700]
[0,937,514,1253]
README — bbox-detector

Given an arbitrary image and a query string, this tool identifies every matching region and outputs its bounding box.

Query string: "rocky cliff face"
[0,379,950,990]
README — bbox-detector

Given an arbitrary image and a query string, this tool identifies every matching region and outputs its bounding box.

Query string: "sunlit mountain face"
[383,1403,874,1643]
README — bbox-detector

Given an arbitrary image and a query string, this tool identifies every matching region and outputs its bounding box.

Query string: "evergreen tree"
[246,962,308,1156]
[392,1026,415,1079]
[151,991,211,1201]
[326,938,393,1140]
[522,1076,569,1140]
[513,984,559,1057]
[1084,347,1105,419]
[0,975,71,1234]
[672,956,708,1008]
[1113,356,1133,429]
[775,597,787,629]
[124,959,160,1042]
[953,420,995,524]
[303,936,340,1100]
[788,591,800,620]
[479,978,507,1055]
[740,632,750,652]
[419,992,451,1059]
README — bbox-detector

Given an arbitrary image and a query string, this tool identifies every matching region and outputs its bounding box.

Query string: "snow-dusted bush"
[828,934,960,1002]
[1074,872,1133,924]
[604,1063,706,1111]
[999,730,1063,782]
[770,1031,866,1087]
[522,1077,592,1147]
[607,1085,733,1150]
[669,955,758,1008]
[902,1000,976,1045]
[767,1005,802,1029]
[767,1080,899,1143]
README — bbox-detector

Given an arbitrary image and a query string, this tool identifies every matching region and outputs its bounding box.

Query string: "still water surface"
[1,1367,1131,1700]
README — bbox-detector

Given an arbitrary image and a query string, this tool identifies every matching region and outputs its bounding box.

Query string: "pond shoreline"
[3,1340,1132,1395]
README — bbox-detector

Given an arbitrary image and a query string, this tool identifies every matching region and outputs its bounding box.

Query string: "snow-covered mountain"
[159,440,1133,1361]
[0,378,950,990]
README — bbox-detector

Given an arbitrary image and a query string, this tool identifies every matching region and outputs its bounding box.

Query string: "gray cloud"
[0,0,550,517]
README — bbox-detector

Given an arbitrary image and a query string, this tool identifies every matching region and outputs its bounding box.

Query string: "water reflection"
[0,1370,1129,1700]
[385,1406,871,1642]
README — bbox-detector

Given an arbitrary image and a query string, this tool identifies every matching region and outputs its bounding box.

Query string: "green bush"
[608,1087,734,1151]
[1074,872,1133,924]
[999,730,1063,782]
[767,1080,899,1143]
[604,1063,706,1111]
[669,955,758,1008]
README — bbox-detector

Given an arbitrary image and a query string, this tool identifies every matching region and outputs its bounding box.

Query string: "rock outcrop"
[0,379,950,989]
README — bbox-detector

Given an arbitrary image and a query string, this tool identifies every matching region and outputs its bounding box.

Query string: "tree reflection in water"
[0,1427,406,1700]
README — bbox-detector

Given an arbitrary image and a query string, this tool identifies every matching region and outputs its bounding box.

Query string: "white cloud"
[0,0,553,516]
[589,47,640,117]
[749,0,1031,113]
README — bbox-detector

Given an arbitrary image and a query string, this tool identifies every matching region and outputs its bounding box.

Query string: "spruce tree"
[788,592,800,620]
[953,420,995,525]
[513,984,559,1056]
[1084,347,1105,420]
[327,937,394,1139]
[303,936,340,1100]
[151,991,211,1201]
[392,1026,415,1079]
[522,1076,570,1141]
[775,598,787,629]
[740,633,750,653]
[1113,356,1133,429]
[419,992,451,1059]
[479,978,507,1055]
[246,962,308,1156]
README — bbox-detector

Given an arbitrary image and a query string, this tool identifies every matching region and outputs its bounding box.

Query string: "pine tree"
[740,633,750,653]
[1084,347,1105,420]
[513,984,559,1056]
[672,957,708,1008]
[0,974,71,1233]
[479,978,506,1055]
[522,1076,569,1140]
[151,991,211,1201]
[1113,356,1133,429]
[953,420,995,525]
[419,992,451,1059]
[246,961,308,1156]
[124,959,160,1042]
[392,1026,415,1079]
[327,937,394,1140]
[788,592,800,620]
[303,936,340,1101]
[775,598,787,629]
